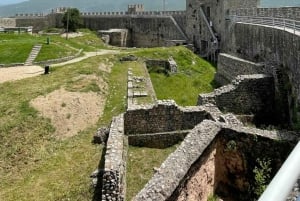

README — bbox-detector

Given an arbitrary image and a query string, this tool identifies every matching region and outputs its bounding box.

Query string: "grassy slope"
[135,46,216,106]
[0,44,216,200]
[0,54,128,200]
[0,29,105,64]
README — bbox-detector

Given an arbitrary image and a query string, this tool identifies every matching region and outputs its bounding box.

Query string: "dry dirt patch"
[0,66,44,84]
[30,75,108,139]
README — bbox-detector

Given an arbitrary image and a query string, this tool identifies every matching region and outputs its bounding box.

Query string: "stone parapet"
[102,114,126,201]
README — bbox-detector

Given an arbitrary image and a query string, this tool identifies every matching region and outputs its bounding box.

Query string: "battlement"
[80,10,186,16]
[15,13,45,18]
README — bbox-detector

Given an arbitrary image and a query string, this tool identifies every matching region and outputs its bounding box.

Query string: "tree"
[62,8,82,32]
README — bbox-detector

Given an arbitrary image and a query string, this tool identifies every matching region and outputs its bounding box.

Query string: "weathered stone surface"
[198,74,275,125]
[145,58,177,74]
[98,29,129,47]
[101,114,126,201]
[134,120,298,201]
[128,130,189,148]
[93,126,110,144]
[125,100,213,134]
[133,120,222,201]
[215,53,265,85]
[231,7,300,21]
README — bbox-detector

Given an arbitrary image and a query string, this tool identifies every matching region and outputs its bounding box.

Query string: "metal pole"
[258,141,300,201]
[66,9,69,40]
[163,0,166,12]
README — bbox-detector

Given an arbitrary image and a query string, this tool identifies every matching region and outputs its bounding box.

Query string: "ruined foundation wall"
[198,74,275,124]
[124,100,212,135]
[215,53,265,85]
[133,120,221,201]
[134,120,297,201]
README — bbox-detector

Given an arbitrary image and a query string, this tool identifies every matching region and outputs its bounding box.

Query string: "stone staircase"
[24,44,42,66]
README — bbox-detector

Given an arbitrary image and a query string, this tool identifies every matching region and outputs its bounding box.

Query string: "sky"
[0,0,27,6]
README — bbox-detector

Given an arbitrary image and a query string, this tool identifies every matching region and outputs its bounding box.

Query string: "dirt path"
[0,49,120,84]
[52,50,120,67]
[0,65,44,84]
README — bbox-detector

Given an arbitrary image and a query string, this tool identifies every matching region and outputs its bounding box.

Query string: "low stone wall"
[101,114,126,201]
[33,49,83,65]
[128,130,189,148]
[215,53,265,85]
[198,74,275,124]
[0,63,25,67]
[134,120,298,201]
[124,100,213,135]
[133,120,221,201]
[146,57,177,73]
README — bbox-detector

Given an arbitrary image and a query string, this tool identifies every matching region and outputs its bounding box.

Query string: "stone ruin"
[91,58,299,200]
[146,57,178,74]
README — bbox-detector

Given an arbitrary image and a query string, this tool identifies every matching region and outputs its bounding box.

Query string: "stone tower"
[186,0,260,60]
[128,4,145,14]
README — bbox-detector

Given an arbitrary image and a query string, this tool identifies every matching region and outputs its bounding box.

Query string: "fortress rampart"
[230,7,300,20]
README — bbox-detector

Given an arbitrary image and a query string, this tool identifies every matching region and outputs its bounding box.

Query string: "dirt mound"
[30,75,108,139]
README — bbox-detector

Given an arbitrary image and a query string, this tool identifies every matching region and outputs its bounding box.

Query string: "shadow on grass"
[92,145,106,201]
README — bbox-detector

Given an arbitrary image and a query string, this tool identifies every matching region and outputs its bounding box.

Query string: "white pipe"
[258,141,300,201]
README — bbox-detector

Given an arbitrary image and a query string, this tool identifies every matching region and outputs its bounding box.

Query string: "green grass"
[132,46,216,106]
[0,29,106,64]
[0,44,216,200]
[126,144,180,201]
[0,53,129,200]
[0,34,37,64]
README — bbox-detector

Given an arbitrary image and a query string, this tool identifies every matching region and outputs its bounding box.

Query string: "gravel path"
[0,50,120,84]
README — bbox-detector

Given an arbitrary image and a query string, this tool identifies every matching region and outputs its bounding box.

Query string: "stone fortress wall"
[228,22,300,124]
[186,1,300,125]
[230,7,300,20]
[4,1,300,200]
[12,10,187,47]
[0,18,16,27]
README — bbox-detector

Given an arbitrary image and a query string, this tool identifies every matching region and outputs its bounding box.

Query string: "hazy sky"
[0,0,27,6]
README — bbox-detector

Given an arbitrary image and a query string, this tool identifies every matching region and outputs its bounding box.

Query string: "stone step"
[24,44,42,66]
